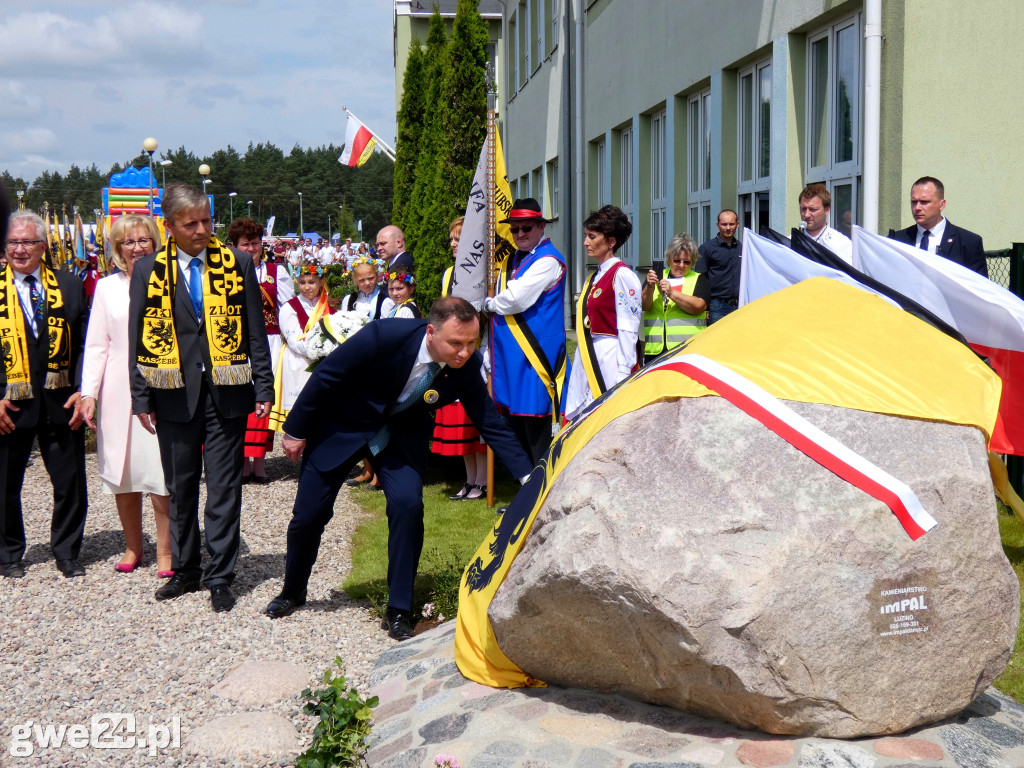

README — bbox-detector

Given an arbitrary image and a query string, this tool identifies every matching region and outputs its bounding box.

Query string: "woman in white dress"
[564,205,643,421]
[80,215,172,575]
[276,262,333,423]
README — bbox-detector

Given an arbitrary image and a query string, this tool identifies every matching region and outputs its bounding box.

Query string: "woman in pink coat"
[80,215,172,575]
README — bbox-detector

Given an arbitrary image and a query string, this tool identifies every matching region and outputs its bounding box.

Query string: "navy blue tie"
[919,230,931,252]
[25,275,42,332]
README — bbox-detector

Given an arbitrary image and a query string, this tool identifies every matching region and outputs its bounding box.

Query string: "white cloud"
[1,128,59,154]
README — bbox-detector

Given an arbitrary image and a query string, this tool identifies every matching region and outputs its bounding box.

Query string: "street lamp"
[327,214,332,243]
[143,137,158,215]
[297,192,303,237]
[228,192,237,220]
[198,163,211,187]
[16,190,24,209]
[160,159,172,189]
[247,200,253,217]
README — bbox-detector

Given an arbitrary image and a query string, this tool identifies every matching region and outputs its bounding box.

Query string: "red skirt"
[431,401,486,456]
[244,411,274,458]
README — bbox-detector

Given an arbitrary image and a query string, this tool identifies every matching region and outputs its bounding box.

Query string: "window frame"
[686,89,712,244]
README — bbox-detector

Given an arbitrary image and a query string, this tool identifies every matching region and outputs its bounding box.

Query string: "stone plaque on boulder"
[487,397,1019,738]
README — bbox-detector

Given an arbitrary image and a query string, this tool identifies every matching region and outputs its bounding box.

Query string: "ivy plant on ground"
[296,657,378,768]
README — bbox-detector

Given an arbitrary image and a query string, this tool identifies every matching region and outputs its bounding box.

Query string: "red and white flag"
[338,114,377,168]
[853,226,1024,455]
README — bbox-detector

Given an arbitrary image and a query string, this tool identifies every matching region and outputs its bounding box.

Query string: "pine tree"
[392,37,426,230]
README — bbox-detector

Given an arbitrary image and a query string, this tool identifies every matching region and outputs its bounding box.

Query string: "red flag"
[338,115,377,168]
[854,227,1024,455]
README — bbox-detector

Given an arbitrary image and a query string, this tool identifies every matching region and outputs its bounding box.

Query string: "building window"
[547,157,559,218]
[520,172,530,199]
[508,11,518,94]
[806,14,861,231]
[595,138,607,208]
[532,166,543,211]
[529,0,541,73]
[544,0,557,56]
[650,109,667,264]
[618,125,635,265]
[738,59,771,234]
[687,90,712,243]
[517,1,529,89]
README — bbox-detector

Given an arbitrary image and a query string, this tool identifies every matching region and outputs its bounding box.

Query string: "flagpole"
[342,106,397,161]
[485,78,497,509]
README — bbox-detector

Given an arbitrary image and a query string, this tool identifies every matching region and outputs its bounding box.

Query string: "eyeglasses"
[121,238,154,250]
[508,225,535,235]
[5,240,45,251]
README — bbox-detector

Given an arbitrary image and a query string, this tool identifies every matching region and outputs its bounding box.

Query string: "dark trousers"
[507,414,552,467]
[283,444,426,613]
[155,383,246,587]
[708,298,738,325]
[0,415,87,564]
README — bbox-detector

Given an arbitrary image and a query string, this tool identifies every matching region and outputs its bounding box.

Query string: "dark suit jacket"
[284,318,532,479]
[387,251,414,272]
[887,220,987,277]
[128,246,276,422]
[1,270,87,429]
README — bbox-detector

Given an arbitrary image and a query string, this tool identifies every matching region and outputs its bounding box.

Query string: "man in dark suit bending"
[129,184,275,612]
[0,211,89,579]
[888,176,987,277]
[267,297,533,639]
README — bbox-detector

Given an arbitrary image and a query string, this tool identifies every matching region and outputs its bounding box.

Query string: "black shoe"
[251,475,271,485]
[265,593,306,619]
[381,606,415,640]
[1,561,25,578]
[448,482,473,501]
[496,505,509,515]
[155,572,201,601]
[56,559,85,578]
[210,585,236,613]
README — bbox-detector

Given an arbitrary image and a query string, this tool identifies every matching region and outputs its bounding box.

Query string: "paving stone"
[736,739,795,767]
[183,712,299,760]
[375,647,420,668]
[798,742,876,768]
[443,674,472,690]
[209,660,310,705]
[419,712,474,744]
[416,688,456,715]
[423,679,443,700]
[941,723,1005,768]
[379,746,426,768]
[366,716,411,749]
[433,661,461,679]
[531,740,575,766]
[508,700,549,722]
[679,745,725,764]
[538,715,623,745]
[611,728,691,757]
[375,693,418,721]
[369,677,406,703]
[364,732,412,765]
[461,681,503,701]
[547,690,607,715]
[573,746,619,768]
[406,659,444,681]
[873,737,944,760]
[965,716,1024,747]
[463,691,517,712]
[626,762,702,768]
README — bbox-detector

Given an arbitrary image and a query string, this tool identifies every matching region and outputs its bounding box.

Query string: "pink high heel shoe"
[114,556,143,573]
[157,569,175,579]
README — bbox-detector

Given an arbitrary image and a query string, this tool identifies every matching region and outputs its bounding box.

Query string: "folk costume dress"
[82,272,167,495]
[274,291,332,421]
[565,257,643,420]
[432,267,486,457]
[244,257,294,457]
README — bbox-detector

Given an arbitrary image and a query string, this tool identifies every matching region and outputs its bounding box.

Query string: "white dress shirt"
[915,217,947,254]
[13,267,44,336]
[483,242,564,315]
[812,226,853,265]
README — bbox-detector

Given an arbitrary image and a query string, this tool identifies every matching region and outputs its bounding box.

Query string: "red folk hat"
[499,198,551,224]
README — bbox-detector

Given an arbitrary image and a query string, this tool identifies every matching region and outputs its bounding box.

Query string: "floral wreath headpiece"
[349,256,385,272]
[386,271,416,286]
[298,262,325,277]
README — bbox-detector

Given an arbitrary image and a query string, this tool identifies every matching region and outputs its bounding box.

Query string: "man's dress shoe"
[210,585,236,613]
[56,559,85,578]
[155,573,201,601]
[265,593,306,619]
[1,561,26,578]
[381,606,415,640]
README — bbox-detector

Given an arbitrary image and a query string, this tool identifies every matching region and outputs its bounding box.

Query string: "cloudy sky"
[0,0,397,179]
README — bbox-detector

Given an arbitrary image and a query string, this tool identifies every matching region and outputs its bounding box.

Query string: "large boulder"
[487,396,1019,738]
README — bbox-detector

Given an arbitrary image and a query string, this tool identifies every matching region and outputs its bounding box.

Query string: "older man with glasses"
[483,198,569,467]
[0,211,90,579]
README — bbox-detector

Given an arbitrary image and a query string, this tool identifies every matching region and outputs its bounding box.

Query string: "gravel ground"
[0,444,394,767]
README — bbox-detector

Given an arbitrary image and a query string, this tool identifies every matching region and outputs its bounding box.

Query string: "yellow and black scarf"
[0,264,72,399]
[136,237,251,389]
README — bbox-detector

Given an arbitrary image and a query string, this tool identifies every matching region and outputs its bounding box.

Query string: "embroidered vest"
[260,264,281,335]
[586,261,629,336]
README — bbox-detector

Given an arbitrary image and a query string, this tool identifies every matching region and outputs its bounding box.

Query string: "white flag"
[265,215,276,237]
[451,136,489,305]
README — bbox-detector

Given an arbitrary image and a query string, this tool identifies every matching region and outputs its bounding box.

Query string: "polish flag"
[853,227,1024,455]
[338,115,377,168]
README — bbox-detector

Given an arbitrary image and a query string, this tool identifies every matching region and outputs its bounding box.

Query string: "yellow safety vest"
[643,270,707,355]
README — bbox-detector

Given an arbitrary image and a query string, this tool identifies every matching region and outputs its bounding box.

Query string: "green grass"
[342,455,521,621]
[995,504,1024,702]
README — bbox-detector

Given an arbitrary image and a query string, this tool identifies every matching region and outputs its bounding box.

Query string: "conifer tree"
[392,38,426,230]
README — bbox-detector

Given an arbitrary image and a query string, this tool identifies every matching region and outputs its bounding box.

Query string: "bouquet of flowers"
[304,310,369,370]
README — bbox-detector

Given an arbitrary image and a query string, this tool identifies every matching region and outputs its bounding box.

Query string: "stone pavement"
[365,623,1024,768]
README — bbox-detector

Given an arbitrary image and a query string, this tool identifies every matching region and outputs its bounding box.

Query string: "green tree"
[392,36,426,229]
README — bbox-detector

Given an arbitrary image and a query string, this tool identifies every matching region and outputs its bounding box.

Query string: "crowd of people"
[0,174,982,639]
